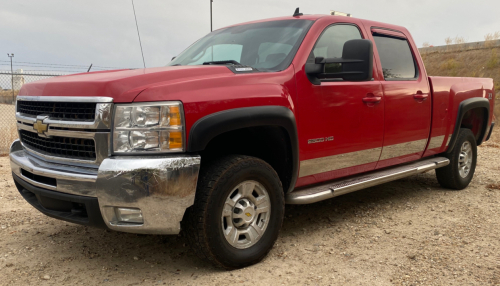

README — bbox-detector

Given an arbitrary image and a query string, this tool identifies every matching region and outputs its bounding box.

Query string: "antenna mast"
[131,0,146,68]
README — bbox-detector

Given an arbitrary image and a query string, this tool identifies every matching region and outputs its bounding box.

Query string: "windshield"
[167,20,313,72]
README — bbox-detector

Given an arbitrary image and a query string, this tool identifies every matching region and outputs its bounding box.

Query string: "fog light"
[115,207,143,224]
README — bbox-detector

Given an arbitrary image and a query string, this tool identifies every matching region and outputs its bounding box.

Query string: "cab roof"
[220,14,408,35]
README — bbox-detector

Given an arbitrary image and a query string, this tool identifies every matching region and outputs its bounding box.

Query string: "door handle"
[362,96,382,104]
[413,92,428,101]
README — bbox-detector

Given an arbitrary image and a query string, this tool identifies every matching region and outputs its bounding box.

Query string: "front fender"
[187,106,299,193]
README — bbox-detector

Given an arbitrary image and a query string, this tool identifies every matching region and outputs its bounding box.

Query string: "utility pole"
[7,53,14,103]
[210,0,213,32]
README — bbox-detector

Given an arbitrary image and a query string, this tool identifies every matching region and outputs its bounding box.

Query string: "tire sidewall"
[205,159,284,267]
[450,130,477,189]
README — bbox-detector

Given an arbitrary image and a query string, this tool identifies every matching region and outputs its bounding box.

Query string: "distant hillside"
[420,44,500,118]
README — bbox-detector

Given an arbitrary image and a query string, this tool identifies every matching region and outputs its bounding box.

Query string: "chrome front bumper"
[10,140,201,235]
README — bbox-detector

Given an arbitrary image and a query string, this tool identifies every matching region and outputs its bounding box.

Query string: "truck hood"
[19,66,235,103]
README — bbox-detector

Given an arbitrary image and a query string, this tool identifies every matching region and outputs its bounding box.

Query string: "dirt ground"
[1,131,499,286]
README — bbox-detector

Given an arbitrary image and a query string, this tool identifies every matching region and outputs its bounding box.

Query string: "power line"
[0,68,114,74]
[0,69,92,74]
[0,60,137,69]
[0,63,110,71]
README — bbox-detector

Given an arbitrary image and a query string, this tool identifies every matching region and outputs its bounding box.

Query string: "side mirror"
[305,39,373,84]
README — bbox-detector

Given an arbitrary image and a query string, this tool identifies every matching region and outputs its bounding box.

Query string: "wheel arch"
[187,106,299,193]
[447,97,490,153]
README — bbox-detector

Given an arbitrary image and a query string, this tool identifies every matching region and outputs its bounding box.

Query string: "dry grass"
[486,49,499,69]
[422,47,500,97]
[487,183,500,190]
[0,104,17,156]
[442,36,468,52]
[484,31,500,48]
[0,90,19,104]
[422,45,500,79]
[490,124,500,143]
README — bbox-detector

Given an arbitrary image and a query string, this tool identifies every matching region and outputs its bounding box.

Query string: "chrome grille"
[19,130,96,160]
[16,96,113,166]
[17,101,96,121]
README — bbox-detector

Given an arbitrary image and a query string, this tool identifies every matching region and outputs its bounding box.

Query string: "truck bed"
[424,76,495,157]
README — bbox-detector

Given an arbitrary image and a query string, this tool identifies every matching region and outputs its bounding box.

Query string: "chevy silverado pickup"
[10,9,496,269]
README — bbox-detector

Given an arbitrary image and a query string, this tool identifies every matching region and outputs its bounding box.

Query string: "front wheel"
[436,128,477,190]
[184,155,284,269]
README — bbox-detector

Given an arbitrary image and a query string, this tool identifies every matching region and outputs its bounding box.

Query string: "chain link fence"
[0,71,62,156]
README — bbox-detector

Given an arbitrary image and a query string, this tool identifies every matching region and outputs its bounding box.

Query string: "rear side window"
[373,35,417,80]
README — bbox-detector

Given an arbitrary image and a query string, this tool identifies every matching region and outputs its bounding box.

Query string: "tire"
[436,128,477,190]
[184,155,284,269]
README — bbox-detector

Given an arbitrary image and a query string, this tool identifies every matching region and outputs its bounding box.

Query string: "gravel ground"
[1,131,499,286]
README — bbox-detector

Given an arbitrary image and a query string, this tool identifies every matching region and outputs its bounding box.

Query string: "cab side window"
[312,25,363,60]
[372,35,417,80]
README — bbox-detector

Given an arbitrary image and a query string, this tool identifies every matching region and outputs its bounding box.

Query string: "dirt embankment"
[1,130,499,285]
[421,46,500,92]
[421,46,500,119]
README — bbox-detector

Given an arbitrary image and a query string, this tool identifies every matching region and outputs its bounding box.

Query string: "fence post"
[8,54,15,103]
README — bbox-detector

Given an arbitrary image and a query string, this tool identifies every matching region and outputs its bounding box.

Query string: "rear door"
[295,21,385,187]
[369,28,431,169]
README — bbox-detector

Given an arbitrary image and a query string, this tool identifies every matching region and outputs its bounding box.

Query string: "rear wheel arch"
[447,98,490,153]
[187,106,299,193]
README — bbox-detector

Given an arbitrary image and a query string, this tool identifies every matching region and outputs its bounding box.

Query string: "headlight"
[112,102,184,153]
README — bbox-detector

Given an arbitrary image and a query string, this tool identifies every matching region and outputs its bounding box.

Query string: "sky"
[1,0,499,73]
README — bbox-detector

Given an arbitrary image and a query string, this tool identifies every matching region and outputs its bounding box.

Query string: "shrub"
[486,49,498,69]
[484,31,500,48]
[440,58,460,71]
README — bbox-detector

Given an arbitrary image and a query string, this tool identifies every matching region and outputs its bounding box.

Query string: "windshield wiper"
[203,60,242,66]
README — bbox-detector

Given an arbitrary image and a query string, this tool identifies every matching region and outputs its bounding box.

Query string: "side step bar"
[286,157,450,205]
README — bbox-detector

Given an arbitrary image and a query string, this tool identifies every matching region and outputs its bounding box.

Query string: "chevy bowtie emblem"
[245,213,252,217]
[33,120,48,135]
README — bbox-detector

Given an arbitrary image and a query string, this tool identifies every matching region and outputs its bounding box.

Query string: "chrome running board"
[286,157,450,204]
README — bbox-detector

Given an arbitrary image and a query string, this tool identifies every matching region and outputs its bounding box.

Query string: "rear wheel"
[436,128,477,190]
[184,155,284,269]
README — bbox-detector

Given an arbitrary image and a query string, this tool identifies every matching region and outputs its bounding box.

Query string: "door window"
[372,35,417,80]
[312,25,363,59]
[257,42,293,69]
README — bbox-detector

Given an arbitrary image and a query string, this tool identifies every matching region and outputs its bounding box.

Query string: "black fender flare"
[187,106,299,193]
[447,97,490,153]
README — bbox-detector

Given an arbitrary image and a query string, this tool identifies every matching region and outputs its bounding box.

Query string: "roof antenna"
[293,7,303,17]
[131,0,146,69]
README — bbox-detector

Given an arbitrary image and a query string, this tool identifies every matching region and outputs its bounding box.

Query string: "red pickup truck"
[10,10,496,269]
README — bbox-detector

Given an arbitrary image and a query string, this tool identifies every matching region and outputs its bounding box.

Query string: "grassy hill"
[420,46,500,119]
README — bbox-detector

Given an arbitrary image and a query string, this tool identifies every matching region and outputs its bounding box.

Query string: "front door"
[370,29,432,169]
[295,23,385,187]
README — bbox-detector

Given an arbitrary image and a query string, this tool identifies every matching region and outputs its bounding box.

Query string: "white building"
[13,69,25,90]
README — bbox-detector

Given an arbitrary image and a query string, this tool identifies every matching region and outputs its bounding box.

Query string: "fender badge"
[308,136,334,144]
